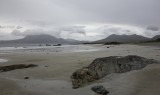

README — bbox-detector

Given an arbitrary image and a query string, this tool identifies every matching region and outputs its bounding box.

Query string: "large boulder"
[71,55,159,89]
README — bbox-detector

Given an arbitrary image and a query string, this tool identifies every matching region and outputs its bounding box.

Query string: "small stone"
[91,85,109,95]
[24,77,29,79]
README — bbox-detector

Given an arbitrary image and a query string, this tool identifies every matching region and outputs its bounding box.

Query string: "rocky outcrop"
[0,64,37,72]
[71,55,158,89]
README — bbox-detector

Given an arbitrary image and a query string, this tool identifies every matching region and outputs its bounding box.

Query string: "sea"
[0,43,102,53]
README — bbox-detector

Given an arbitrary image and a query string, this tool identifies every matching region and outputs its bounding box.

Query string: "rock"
[0,64,37,72]
[91,85,109,95]
[104,42,121,45]
[53,44,61,46]
[46,44,51,46]
[71,55,158,89]
[39,44,42,46]
[24,77,30,79]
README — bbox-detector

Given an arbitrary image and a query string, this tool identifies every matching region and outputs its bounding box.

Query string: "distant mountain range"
[95,34,150,43]
[90,34,160,43]
[0,34,83,44]
[0,34,159,45]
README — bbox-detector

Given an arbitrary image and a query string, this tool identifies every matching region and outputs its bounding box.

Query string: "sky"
[0,0,160,41]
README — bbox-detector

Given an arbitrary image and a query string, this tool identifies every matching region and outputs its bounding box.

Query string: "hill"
[95,34,150,43]
[0,34,81,44]
[152,35,160,40]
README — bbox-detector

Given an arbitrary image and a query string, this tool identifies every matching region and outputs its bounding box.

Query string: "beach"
[0,44,160,95]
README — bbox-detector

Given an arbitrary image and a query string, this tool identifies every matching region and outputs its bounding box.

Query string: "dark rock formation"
[24,77,30,79]
[91,85,109,95]
[0,64,37,72]
[53,44,61,46]
[46,44,51,46]
[104,42,121,45]
[71,55,158,89]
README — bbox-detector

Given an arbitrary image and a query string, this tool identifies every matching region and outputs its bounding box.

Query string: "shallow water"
[0,45,104,53]
[0,59,8,63]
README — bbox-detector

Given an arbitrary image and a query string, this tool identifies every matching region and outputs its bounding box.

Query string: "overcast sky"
[0,0,160,41]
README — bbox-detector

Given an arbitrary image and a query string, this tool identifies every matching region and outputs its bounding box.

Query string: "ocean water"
[0,43,102,53]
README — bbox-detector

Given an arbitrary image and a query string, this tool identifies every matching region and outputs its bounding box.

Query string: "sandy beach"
[0,44,160,95]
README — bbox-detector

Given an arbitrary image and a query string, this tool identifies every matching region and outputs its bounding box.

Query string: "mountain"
[152,35,160,40]
[95,34,150,43]
[0,34,80,44]
[148,35,160,42]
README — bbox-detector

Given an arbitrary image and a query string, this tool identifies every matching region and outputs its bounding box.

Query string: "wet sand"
[0,44,160,95]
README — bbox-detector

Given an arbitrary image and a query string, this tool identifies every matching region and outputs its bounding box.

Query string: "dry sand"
[0,44,160,95]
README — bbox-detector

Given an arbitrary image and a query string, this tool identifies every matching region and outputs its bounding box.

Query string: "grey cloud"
[10,25,87,40]
[146,26,159,31]
[60,26,86,35]
[100,25,160,38]
[0,0,160,26]
[0,25,17,29]
[68,31,86,35]
[0,34,6,37]
[16,26,23,29]
[85,25,149,40]
[8,24,160,41]
[144,30,160,38]
[11,29,21,36]
[99,26,136,36]
[1,0,160,41]
[27,20,54,27]
[11,29,45,37]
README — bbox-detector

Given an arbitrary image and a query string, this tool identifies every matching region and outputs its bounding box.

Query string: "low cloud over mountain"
[0,0,160,41]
